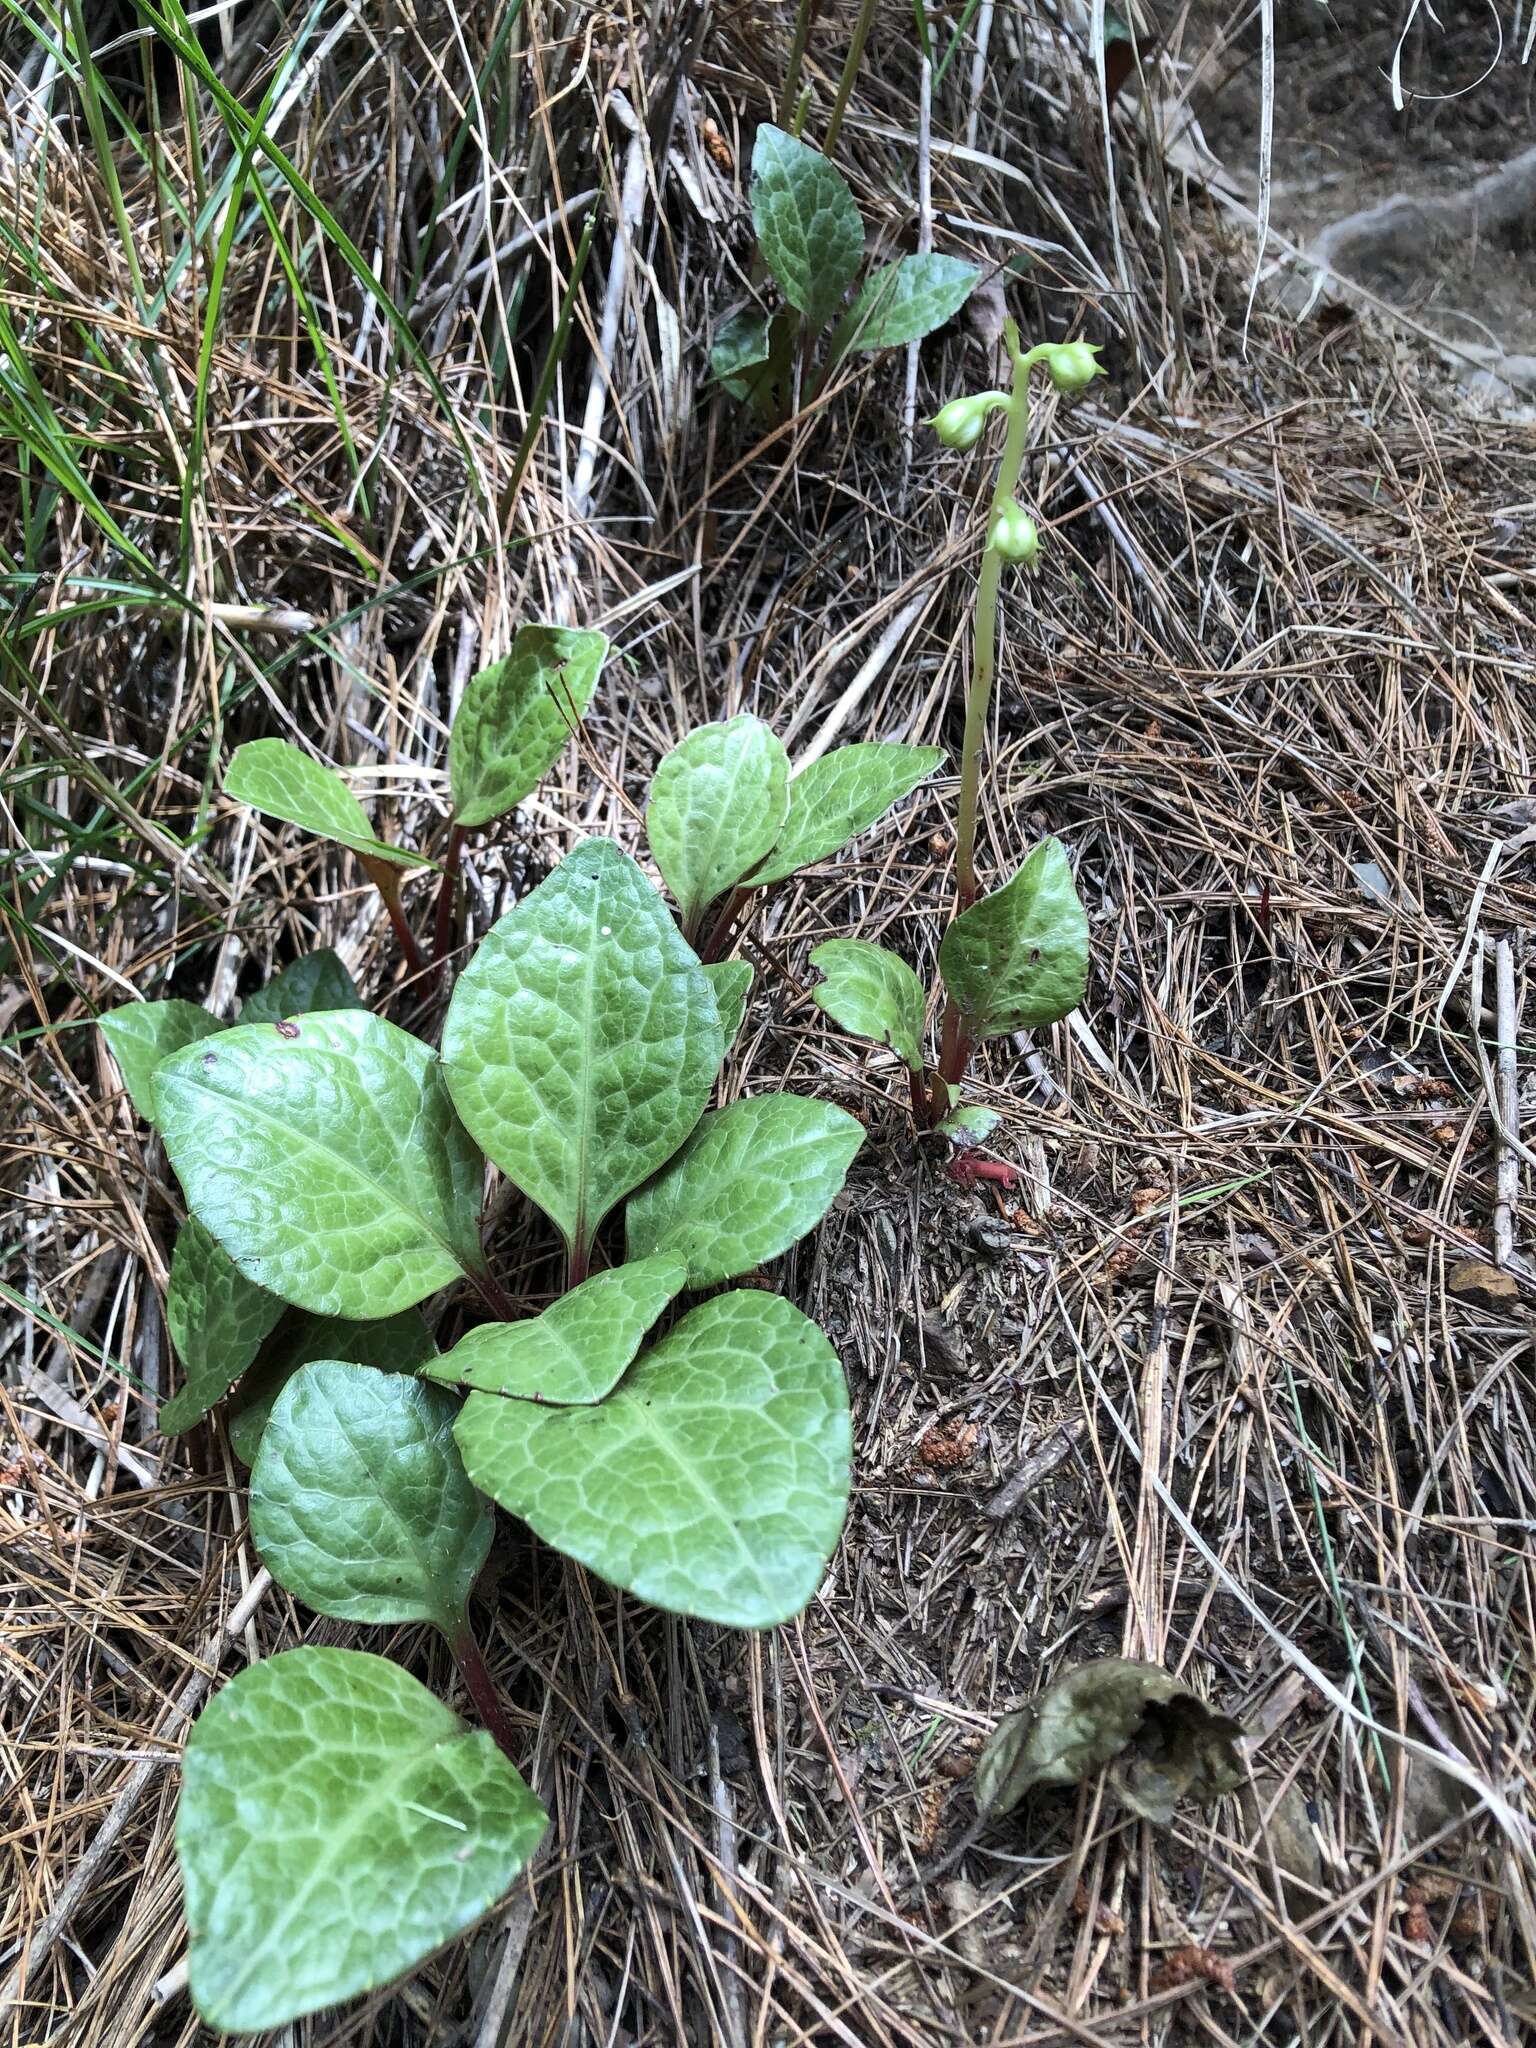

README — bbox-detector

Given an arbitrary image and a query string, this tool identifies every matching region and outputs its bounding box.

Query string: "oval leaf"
[710,305,772,397]
[179,1647,546,2034]
[702,959,753,1050]
[449,625,608,830]
[421,1256,687,1406]
[161,1218,285,1434]
[225,738,431,867]
[454,1290,850,1626]
[938,838,1089,1038]
[750,743,945,887]
[442,839,722,1267]
[810,939,926,1072]
[239,948,363,1025]
[626,1093,863,1287]
[228,1308,434,1466]
[100,999,224,1124]
[647,715,790,934]
[251,1362,492,1627]
[750,124,864,331]
[154,1011,487,1318]
[838,252,979,354]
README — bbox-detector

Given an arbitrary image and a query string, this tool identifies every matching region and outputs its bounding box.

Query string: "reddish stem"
[432,822,466,977]
[471,1268,520,1321]
[360,854,429,981]
[566,1236,589,1293]
[908,1064,933,1131]
[447,1618,521,1764]
[700,886,751,965]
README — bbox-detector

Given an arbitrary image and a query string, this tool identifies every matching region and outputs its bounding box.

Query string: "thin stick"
[1494,937,1519,1268]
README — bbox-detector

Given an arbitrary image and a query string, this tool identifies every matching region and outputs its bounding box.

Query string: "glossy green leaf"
[455,1290,850,1626]
[422,1256,687,1406]
[702,960,753,1050]
[750,125,864,331]
[179,1647,546,2034]
[99,1000,223,1123]
[975,1658,1245,1825]
[749,743,945,887]
[810,939,926,1072]
[225,738,431,867]
[648,715,790,933]
[836,252,979,354]
[448,625,608,830]
[251,1362,492,1626]
[710,306,772,399]
[161,1218,285,1434]
[442,839,722,1269]
[626,1093,863,1287]
[239,948,363,1025]
[938,838,1089,1037]
[937,1103,1000,1145]
[228,1309,434,1466]
[154,1011,487,1319]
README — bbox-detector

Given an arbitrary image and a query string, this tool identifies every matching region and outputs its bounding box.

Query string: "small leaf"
[228,1309,434,1465]
[976,1658,1245,1825]
[421,1256,687,1406]
[225,738,431,867]
[750,124,864,332]
[454,1290,850,1626]
[448,625,608,830]
[161,1218,285,1434]
[939,838,1089,1038]
[710,306,772,397]
[155,1011,487,1318]
[647,715,790,934]
[750,743,945,887]
[251,1362,492,1627]
[178,1647,546,2034]
[937,1103,1000,1146]
[836,253,979,354]
[239,949,363,1025]
[442,839,722,1270]
[810,939,926,1072]
[702,960,753,1049]
[99,1000,223,1123]
[626,1093,863,1287]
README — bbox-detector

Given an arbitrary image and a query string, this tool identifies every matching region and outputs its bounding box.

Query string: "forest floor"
[4,3,1536,2045]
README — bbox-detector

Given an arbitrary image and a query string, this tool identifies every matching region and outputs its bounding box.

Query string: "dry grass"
[4,2,1536,2044]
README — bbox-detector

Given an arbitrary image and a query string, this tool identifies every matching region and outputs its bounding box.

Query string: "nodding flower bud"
[928,390,1008,450]
[1042,341,1103,396]
[989,497,1040,567]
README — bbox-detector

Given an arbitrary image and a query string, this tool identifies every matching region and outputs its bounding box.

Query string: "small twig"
[1494,936,1520,1269]
[983,1420,1088,1520]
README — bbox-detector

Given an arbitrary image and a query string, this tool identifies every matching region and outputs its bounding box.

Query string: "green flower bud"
[989,497,1039,567]
[928,390,1007,450]
[1042,341,1103,395]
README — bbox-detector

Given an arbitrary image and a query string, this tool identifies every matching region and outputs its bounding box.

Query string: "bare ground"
[3,4,1536,2046]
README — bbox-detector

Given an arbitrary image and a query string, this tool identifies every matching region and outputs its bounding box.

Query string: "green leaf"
[99,1000,223,1123]
[454,1290,850,1626]
[937,1103,1000,1145]
[161,1219,285,1434]
[702,960,753,1050]
[836,253,979,354]
[225,738,431,867]
[938,838,1089,1037]
[179,1647,546,2034]
[975,1658,1245,1826]
[228,1309,434,1466]
[442,839,722,1270]
[710,306,772,398]
[421,1255,687,1405]
[155,1011,487,1319]
[448,624,608,831]
[251,1362,491,1627]
[750,124,864,332]
[626,1093,863,1287]
[239,948,363,1025]
[810,939,926,1072]
[647,715,790,933]
[749,743,945,887]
